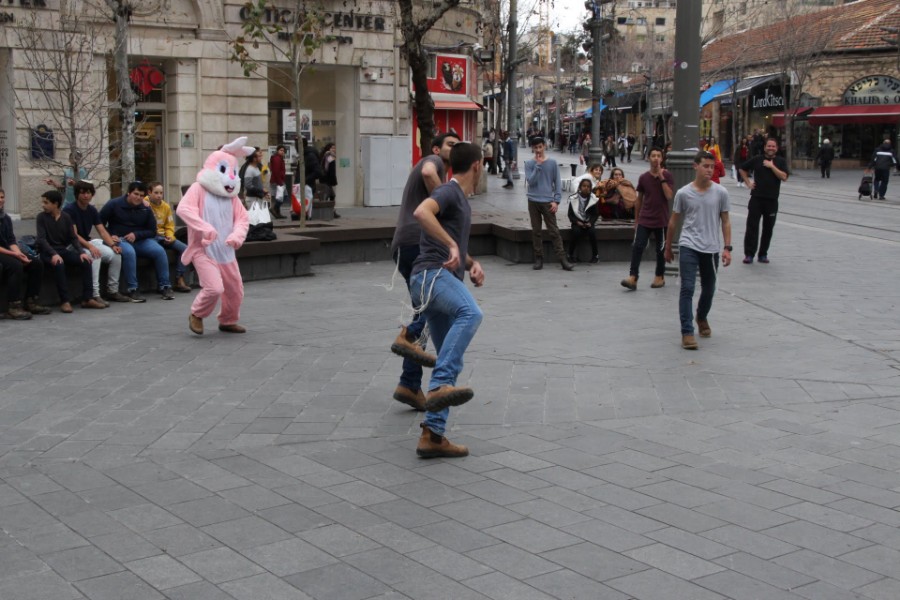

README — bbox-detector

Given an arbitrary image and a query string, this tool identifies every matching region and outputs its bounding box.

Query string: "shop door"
[135,110,164,187]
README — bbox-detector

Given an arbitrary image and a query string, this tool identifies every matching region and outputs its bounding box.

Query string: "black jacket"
[869,144,898,171]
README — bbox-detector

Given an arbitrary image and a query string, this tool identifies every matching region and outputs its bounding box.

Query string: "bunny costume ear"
[222,137,255,158]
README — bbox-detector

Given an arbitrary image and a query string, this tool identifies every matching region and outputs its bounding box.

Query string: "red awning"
[771,107,814,128]
[807,104,900,125]
[434,100,484,111]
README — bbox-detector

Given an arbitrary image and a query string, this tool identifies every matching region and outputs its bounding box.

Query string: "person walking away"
[409,142,486,458]
[664,150,732,350]
[502,131,516,189]
[617,133,628,164]
[622,147,674,290]
[604,135,617,168]
[580,133,592,172]
[268,144,287,219]
[389,133,459,411]
[815,138,835,179]
[739,137,789,264]
[627,133,635,162]
[524,137,573,271]
[482,137,495,174]
[868,139,898,200]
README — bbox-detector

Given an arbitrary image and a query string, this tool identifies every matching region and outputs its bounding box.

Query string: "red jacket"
[711,159,726,184]
[269,153,286,186]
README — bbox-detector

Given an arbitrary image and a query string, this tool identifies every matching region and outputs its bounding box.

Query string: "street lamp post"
[555,42,562,151]
[664,0,703,277]
[585,0,612,168]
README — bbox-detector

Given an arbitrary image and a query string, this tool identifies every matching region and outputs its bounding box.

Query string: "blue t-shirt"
[63,202,101,240]
[411,180,471,281]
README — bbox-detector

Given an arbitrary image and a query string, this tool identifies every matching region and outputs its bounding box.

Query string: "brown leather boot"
[6,301,32,320]
[650,276,665,288]
[391,326,436,367]
[416,424,469,458]
[682,334,698,350]
[620,275,637,290]
[172,276,191,293]
[189,313,203,335]
[696,318,711,337]
[25,297,51,315]
[393,385,426,411]
[424,385,474,412]
[218,323,247,333]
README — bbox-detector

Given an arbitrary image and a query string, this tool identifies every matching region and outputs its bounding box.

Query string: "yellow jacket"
[147,198,175,239]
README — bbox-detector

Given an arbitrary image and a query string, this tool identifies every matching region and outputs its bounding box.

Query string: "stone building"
[700,0,899,167]
[0,0,485,217]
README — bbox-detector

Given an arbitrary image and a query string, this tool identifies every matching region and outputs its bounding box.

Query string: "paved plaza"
[1,155,900,599]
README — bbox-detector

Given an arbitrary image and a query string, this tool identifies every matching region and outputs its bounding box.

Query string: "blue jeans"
[679,246,718,335]
[157,237,188,276]
[119,238,171,291]
[394,245,426,392]
[409,268,483,435]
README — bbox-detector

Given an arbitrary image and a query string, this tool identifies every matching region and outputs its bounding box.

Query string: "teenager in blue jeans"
[99,181,174,302]
[389,133,458,410]
[409,142,485,458]
[665,150,732,350]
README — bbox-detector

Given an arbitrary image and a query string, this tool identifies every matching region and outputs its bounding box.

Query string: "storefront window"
[792,120,815,159]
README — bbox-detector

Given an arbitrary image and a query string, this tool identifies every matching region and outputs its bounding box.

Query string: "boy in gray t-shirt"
[665,150,733,350]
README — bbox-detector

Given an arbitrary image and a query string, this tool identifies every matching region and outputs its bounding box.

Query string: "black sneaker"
[160,287,175,300]
[127,290,147,303]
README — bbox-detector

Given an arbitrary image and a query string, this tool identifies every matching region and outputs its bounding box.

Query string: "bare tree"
[230,0,335,225]
[768,5,833,165]
[7,7,111,187]
[397,0,462,158]
[103,0,137,185]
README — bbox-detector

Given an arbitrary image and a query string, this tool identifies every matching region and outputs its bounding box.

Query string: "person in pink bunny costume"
[176,137,253,335]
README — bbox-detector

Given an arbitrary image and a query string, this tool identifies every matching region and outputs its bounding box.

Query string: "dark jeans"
[820,161,832,178]
[0,253,43,301]
[41,249,92,303]
[679,246,719,335]
[393,245,426,392]
[528,201,566,259]
[568,221,597,259]
[744,196,779,258]
[874,168,890,199]
[629,225,666,278]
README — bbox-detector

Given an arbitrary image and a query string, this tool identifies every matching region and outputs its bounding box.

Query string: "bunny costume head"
[196,137,256,197]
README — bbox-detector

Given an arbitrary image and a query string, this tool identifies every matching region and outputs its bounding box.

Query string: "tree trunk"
[408,39,435,159]
[781,81,793,167]
[113,7,135,185]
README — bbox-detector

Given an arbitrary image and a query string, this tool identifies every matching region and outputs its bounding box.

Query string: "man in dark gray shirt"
[389,133,459,411]
[409,142,485,458]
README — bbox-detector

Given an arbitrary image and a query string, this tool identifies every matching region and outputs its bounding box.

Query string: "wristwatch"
[723,245,733,252]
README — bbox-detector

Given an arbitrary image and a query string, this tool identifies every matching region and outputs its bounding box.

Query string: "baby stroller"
[858,172,874,200]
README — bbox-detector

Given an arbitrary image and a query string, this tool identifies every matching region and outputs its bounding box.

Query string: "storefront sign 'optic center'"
[842,75,900,106]
[238,7,388,32]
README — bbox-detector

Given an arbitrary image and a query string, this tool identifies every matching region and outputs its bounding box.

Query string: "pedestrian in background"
[868,139,898,200]
[525,137,572,271]
[739,138,789,264]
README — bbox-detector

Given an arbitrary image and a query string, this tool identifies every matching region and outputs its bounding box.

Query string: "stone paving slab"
[1,164,900,599]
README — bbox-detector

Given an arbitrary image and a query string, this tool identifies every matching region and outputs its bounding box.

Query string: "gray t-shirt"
[391,155,446,252]
[411,180,471,281]
[673,181,730,254]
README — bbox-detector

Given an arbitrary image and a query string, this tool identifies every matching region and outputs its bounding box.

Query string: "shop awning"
[771,107,814,127]
[612,92,642,112]
[807,104,900,125]
[712,73,780,101]
[700,79,735,107]
[583,101,607,118]
[434,100,484,111]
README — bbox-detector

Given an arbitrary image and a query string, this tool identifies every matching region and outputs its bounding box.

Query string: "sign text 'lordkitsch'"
[842,75,900,106]
[751,88,784,110]
[238,6,387,32]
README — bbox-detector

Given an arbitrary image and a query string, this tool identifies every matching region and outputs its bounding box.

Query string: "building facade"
[0,0,484,217]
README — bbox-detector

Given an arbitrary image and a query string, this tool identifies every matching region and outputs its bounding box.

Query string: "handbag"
[275,185,285,201]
